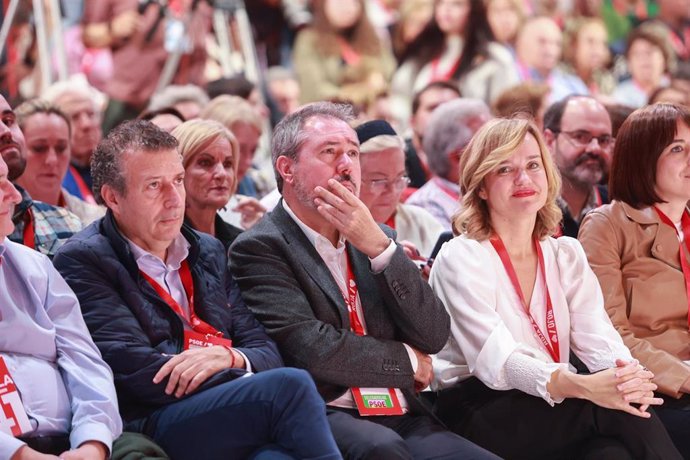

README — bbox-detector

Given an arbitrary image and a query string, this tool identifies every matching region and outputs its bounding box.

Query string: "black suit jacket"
[230,201,451,402]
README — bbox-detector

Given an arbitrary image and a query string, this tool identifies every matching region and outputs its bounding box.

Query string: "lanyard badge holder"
[0,357,32,436]
[342,256,404,416]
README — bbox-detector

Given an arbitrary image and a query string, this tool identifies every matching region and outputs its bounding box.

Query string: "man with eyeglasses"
[543,95,614,237]
[356,120,444,259]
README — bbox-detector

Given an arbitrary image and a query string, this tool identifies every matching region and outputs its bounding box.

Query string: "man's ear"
[275,155,294,186]
[543,129,557,149]
[100,185,121,214]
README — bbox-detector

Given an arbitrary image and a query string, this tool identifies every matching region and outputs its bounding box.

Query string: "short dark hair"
[91,120,179,205]
[271,102,354,192]
[609,103,690,208]
[206,75,255,100]
[543,94,591,133]
[411,81,461,115]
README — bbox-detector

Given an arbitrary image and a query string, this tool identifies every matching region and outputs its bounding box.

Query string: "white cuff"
[369,239,397,273]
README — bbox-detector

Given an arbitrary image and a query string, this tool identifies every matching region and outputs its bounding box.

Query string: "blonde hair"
[200,95,262,133]
[172,119,240,196]
[453,117,562,240]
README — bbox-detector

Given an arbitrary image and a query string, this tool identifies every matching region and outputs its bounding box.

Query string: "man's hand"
[313,179,389,258]
[152,346,244,398]
[233,196,266,229]
[110,10,140,41]
[58,441,107,460]
[410,347,433,391]
[11,446,57,460]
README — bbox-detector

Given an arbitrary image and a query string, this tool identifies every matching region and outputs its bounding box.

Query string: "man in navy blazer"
[53,120,340,460]
[230,102,496,459]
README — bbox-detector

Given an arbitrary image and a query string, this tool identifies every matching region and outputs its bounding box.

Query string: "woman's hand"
[548,361,663,418]
[233,196,266,229]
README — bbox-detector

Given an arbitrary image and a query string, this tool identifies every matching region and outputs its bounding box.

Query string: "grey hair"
[148,84,210,112]
[423,98,491,179]
[360,134,404,154]
[272,102,355,192]
[91,120,179,205]
[42,78,103,112]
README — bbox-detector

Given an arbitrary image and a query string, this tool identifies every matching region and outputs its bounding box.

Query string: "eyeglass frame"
[362,175,411,192]
[553,129,615,149]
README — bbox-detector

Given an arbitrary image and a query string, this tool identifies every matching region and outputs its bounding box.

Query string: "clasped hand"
[153,346,244,398]
[585,359,661,418]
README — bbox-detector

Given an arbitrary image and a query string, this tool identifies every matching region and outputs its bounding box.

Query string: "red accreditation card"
[0,357,32,436]
[183,330,232,350]
[351,387,405,416]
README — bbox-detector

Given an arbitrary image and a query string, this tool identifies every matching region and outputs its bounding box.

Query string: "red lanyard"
[654,206,690,328]
[140,260,222,337]
[490,236,560,362]
[341,254,365,336]
[338,37,362,67]
[430,56,460,82]
[669,27,690,61]
[434,177,460,201]
[22,208,35,250]
[69,165,96,205]
[384,214,396,230]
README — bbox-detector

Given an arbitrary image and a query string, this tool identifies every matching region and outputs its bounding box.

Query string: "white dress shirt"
[430,235,633,405]
[282,201,417,410]
[126,233,251,371]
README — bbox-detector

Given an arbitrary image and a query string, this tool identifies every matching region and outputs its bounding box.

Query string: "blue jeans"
[145,368,341,460]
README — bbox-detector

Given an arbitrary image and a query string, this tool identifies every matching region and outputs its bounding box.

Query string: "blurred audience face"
[231,121,261,181]
[324,0,362,30]
[269,78,301,115]
[173,101,203,121]
[360,146,408,222]
[435,0,471,36]
[0,95,27,181]
[546,97,613,187]
[185,136,235,211]
[654,120,690,204]
[0,157,21,239]
[248,89,270,122]
[478,133,548,220]
[53,90,101,166]
[150,114,184,133]
[628,38,666,87]
[486,0,521,45]
[412,87,461,141]
[574,21,609,75]
[517,17,562,77]
[654,87,689,106]
[15,112,71,203]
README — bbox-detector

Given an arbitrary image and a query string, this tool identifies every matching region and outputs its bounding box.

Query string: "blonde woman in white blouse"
[429,117,680,460]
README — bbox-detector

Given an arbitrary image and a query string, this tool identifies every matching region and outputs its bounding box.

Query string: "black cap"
[355,119,398,145]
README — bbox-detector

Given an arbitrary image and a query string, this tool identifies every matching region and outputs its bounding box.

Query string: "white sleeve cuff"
[503,351,569,406]
[403,343,418,373]
[369,239,397,273]
[235,349,252,373]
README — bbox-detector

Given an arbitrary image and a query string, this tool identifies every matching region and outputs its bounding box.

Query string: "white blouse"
[429,235,633,405]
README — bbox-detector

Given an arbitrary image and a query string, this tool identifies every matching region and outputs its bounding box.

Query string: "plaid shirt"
[9,185,83,258]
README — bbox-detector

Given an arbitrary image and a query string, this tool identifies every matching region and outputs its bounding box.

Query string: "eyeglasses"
[363,176,411,192]
[556,130,615,149]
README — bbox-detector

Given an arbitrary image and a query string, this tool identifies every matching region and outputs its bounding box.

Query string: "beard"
[562,151,607,187]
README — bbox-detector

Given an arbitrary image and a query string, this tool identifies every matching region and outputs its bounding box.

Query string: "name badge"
[183,330,232,350]
[351,387,404,416]
[0,357,32,436]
